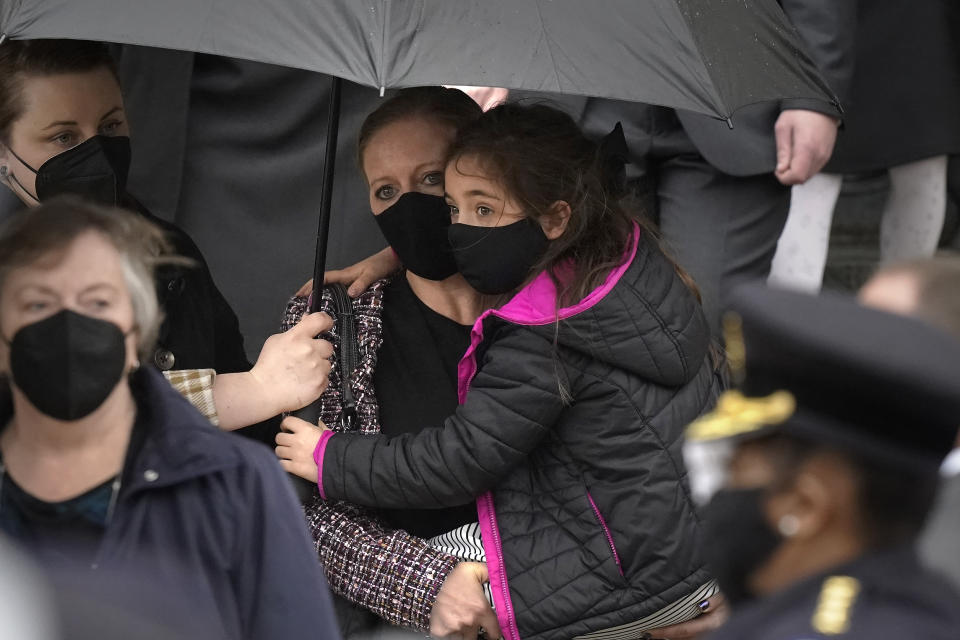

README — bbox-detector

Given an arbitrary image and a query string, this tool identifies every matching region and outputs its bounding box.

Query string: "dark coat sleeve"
[172,229,251,375]
[780,0,857,111]
[233,444,341,640]
[320,326,566,508]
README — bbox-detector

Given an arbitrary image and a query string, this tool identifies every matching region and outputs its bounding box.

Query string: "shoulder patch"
[811,575,860,635]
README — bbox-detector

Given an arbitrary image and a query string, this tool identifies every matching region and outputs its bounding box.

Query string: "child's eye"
[476,206,494,217]
[375,185,397,200]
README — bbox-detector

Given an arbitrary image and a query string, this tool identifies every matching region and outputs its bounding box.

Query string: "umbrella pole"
[309,75,343,313]
[289,75,342,501]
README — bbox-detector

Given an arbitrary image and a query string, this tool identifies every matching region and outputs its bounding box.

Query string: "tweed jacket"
[281,280,460,632]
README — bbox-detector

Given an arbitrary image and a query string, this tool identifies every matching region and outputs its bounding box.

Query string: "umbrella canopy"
[0,0,842,496]
[1,0,838,120]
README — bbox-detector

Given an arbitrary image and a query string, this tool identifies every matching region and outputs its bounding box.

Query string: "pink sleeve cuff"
[313,430,335,500]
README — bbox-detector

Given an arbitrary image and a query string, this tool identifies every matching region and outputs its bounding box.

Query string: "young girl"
[278,103,721,640]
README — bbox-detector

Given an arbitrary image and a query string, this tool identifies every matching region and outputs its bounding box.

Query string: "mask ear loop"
[2,147,41,204]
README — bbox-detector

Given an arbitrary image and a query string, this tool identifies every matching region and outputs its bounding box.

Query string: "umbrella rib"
[378,0,388,91]
[2,0,23,38]
[533,0,563,92]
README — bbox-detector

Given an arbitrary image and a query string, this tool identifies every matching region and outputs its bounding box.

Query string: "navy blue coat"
[2,367,339,640]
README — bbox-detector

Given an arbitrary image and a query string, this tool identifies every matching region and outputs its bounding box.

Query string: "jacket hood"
[487,223,711,386]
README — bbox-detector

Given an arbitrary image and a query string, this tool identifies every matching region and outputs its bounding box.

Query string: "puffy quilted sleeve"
[318,326,566,508]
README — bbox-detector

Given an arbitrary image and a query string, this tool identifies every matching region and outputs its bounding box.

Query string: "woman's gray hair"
[0,196,183,359]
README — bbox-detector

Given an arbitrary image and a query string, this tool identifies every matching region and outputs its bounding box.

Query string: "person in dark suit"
[111,46,386,357]
[577,1,855,333]
[685,282,960,640]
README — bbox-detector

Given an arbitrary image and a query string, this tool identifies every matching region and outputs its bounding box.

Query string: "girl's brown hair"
[447,102,700,308]
[0,39,119,144]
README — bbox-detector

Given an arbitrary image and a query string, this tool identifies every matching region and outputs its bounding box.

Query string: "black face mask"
[699,487,783,606]
[447,218,549,295]
[6,135,132,206]
[3,310,129,421]
[374,191,459,281]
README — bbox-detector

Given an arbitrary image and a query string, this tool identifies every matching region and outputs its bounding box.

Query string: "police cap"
[688,282,960,469]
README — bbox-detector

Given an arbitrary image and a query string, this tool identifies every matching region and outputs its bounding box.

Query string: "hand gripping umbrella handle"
[289,75,343,503]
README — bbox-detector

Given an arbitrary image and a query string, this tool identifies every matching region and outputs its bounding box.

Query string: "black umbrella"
[3,0,839,311]
[2,0,840,454]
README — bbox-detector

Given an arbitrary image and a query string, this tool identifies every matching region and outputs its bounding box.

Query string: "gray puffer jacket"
[316,224,721,639]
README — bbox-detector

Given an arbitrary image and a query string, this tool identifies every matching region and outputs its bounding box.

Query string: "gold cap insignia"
[686,389,796,442]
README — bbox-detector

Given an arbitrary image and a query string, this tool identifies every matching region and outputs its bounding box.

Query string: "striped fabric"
[163,368,219,426]
[428,523,494,606]
[428,522,486,563]
[431,523,718,640]
[574,581,719,640]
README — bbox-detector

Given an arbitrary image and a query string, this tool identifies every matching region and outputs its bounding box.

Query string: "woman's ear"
[766,456,849,543]
[125,327,142,374]
[539,200,571,240]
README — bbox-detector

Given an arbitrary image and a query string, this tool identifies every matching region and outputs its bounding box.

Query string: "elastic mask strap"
[5,146,39,175]
[3,147,41,203]
[6,172,40,204]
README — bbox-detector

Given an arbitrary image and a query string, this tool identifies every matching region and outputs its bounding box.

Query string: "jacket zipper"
[586,490,624,577]
[483,492,520,640]
[329,283,358,431]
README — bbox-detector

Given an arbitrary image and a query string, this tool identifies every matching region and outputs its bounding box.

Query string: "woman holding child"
[280,101,723,639]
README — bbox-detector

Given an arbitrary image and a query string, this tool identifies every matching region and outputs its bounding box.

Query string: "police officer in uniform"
[683,282,960,640]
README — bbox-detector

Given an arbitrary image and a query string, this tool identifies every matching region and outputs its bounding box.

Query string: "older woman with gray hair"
[0,197,340,639]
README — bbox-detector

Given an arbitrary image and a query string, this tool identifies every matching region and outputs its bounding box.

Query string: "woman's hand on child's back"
[430,562,501,640]
[296,246,401,298]
[275,416,330,482]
